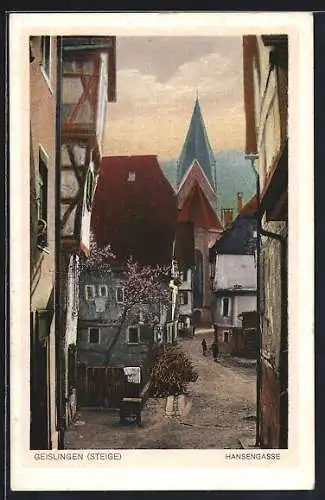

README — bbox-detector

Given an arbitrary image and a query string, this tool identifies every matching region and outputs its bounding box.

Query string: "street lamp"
[245,153,260,448]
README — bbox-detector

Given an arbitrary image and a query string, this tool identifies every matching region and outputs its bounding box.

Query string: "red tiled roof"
[91,155,177,266]
[239,195,258,216]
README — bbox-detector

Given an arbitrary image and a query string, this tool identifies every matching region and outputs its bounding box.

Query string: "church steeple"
[177,97,216,191]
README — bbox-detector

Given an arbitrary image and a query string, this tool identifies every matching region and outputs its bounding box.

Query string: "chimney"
[222,209,233,229]
[237,192,244,214]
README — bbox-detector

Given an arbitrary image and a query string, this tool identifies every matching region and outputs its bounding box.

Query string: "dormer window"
[127,171,136,182]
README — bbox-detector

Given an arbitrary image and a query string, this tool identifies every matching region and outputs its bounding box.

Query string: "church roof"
[177,98,216,191]
[160,150,256,219]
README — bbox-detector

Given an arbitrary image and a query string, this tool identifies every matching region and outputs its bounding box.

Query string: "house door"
[30,311,51,450]
[30,339,50,449]
[192,309,201,327]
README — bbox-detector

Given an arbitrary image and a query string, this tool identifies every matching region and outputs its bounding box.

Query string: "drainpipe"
[245,154,261,447]
[246,154,287,448]
[55,36,65,449]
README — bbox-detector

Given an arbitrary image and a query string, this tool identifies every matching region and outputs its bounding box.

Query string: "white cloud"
[104,47,245,157]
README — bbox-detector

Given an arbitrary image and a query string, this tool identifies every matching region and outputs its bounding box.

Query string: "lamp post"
[245,153,260,447]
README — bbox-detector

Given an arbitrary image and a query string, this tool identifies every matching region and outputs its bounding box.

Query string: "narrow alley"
[65,329,256,449]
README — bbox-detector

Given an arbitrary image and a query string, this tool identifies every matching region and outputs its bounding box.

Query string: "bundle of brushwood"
[149,344,198,397]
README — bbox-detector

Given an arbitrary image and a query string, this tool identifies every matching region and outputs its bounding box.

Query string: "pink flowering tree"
[78,232,172,365]
[78,231,116,273]
[104,257,171,364]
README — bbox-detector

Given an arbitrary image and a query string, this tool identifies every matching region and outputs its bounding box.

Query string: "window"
[98,285,108,297]
[179,291,188,305]
[127,171,136,182]
[37,148,48,250]
[183,268,188,282]
[224,330,230,343]
[116,286,125,303]
[127,326,140,344]
[88,327,100,344]
[41,36,51,79]
[85,285,96,300]
[221,297,230,317]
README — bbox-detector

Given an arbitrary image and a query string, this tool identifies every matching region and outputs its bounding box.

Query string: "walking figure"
[211,339,219,362]
[201,338,207,356]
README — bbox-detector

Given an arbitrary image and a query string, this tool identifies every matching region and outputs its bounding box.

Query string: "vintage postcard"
[9,11,314,491]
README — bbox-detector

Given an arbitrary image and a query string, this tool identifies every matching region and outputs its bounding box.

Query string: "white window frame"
[85,285,96,300]
[127,325,140,344]
[221,297,231,317]
[88,326,101,344]
[98,284,108,297]
[116,286,125,304]
[40,36,52,92]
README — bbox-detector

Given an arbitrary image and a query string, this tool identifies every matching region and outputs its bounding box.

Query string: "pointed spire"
[177,97,216,191]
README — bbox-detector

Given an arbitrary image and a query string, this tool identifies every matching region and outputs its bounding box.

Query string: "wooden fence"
[76,364,127,408]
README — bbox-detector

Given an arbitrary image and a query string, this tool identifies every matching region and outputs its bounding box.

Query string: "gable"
[178,160,216,213]
[178,181,222,231]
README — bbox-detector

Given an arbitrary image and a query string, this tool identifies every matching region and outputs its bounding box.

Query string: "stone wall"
[259,218,288,448]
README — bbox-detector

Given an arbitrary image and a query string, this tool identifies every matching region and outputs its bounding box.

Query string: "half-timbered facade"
[59,36,116,425]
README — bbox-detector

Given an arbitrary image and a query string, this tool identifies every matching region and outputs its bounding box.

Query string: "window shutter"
[36,309,51,342]
[86,169,94,211]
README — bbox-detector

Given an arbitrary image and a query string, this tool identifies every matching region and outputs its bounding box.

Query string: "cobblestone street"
[65,328,257,449]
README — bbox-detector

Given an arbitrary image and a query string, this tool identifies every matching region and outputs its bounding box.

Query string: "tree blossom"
[78,231,115,274]
[77,233,173,365]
